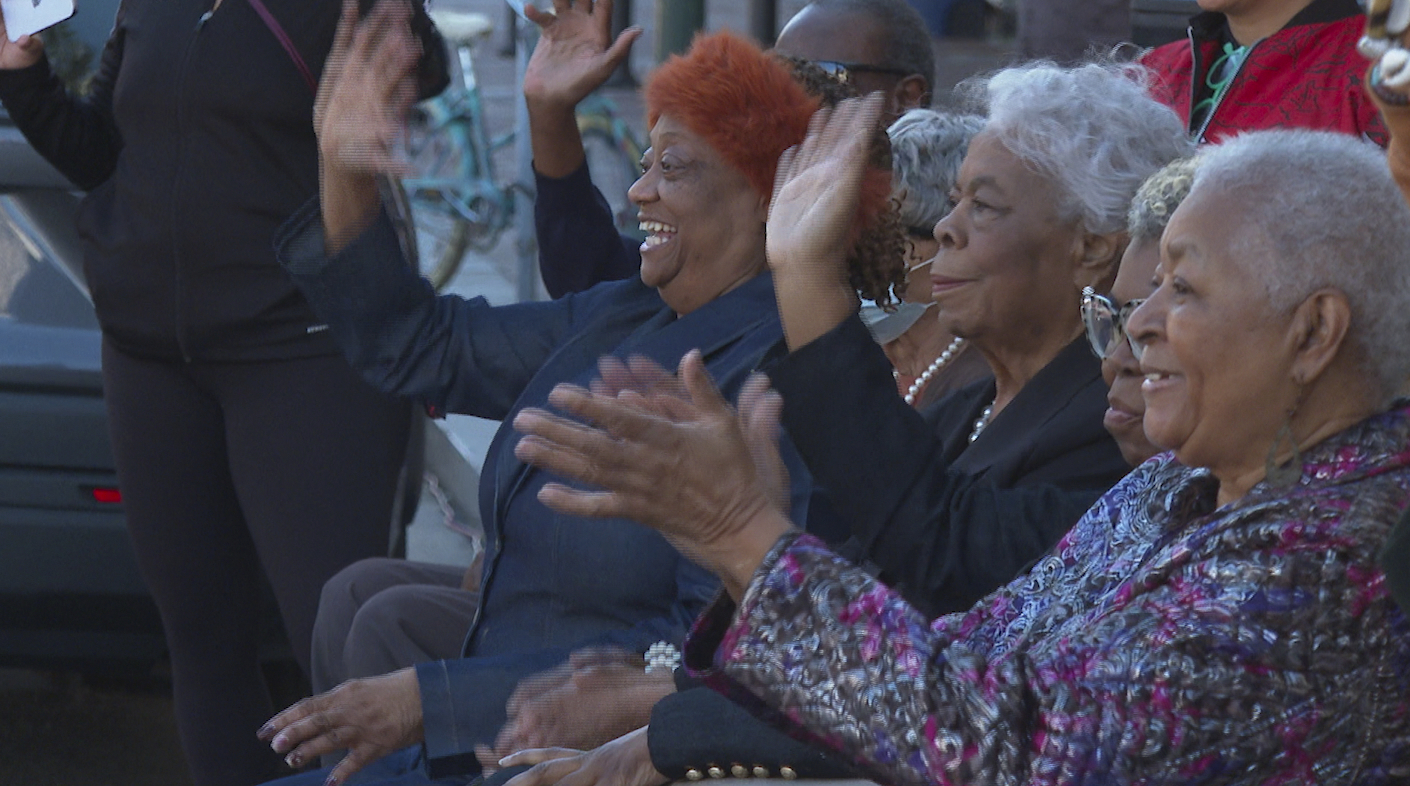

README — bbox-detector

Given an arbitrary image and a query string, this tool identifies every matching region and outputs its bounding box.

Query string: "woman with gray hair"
[740,61,1191,612]
[509,116,1410,785]
[867,109,992,408]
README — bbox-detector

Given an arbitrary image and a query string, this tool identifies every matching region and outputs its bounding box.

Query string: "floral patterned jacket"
[686,403,1410,785]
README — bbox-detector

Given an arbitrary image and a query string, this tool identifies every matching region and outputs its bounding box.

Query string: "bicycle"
[398,7,644,291]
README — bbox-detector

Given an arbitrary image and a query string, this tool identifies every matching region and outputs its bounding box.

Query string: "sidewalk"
[408,0,1017,568]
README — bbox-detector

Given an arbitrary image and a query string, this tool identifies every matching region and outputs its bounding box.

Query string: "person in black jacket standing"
[0,3,413,785]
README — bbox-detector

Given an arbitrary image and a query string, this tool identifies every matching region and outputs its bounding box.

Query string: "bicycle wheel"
[399,104,487,290]
[577,114,644,237]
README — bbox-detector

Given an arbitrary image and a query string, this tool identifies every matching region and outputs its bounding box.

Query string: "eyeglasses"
[1081,287,1145,361]
[810,60,914,84]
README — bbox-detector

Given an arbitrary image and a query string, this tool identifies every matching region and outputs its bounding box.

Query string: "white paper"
[1,0,76,42]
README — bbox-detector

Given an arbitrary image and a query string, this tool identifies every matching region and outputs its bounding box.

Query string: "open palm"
[523,0,639,108]
[765,94,885,283]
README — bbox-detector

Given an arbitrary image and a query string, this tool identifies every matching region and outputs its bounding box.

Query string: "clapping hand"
[477,647,675,772]
[500,727,668,786]
[511,351,795,599]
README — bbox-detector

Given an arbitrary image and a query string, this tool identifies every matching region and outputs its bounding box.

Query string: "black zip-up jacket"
[0,0,341,361]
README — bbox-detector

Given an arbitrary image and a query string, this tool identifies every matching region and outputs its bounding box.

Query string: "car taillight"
[90,487,122,504]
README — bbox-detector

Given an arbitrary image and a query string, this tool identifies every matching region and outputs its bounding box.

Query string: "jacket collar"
[951,335,1104,476]
[492,271,782,519]
[1147,400,1410,532]
[1189,0,1362,40]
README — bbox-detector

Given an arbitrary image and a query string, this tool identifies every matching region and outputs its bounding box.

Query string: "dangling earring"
[1265,385,1304,489]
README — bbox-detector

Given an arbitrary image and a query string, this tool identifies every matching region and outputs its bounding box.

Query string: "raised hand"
[315,0,421,178]
[764,93,887,350]
[257,667,424,786]
[523,0,641,111]
[766,93,886,283]
[511,351,795,599]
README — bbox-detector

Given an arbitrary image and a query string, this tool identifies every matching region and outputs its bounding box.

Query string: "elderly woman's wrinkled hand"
[500,727,668,786]
[315,0,420,178]
[256,667,423,786]
[512,351,795,598]
[766,93,885,284]
[523,0,641,112]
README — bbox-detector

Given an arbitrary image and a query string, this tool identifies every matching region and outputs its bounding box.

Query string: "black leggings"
[101,339,412,786]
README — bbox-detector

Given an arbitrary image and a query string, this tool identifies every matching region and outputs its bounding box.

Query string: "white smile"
[639,220,678,249]
[1144,372,1173,382]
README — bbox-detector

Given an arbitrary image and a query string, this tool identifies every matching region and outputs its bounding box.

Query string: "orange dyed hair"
[645,31,819,202]
[645,32,901,300]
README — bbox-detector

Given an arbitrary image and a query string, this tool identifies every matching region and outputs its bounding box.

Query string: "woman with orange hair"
[251,5,899,786]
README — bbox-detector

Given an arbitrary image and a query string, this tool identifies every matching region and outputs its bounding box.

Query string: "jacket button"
[731,765,749,778]
[707,766,726,779]
[780,767,798,780]
[752,767,770,778]
[686,769,704,781]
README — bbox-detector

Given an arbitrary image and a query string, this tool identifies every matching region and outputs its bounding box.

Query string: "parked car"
[0,181,163,672]
[0,6,421,674]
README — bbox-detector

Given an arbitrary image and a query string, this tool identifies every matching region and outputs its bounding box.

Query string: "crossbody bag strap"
[245,0,318,93]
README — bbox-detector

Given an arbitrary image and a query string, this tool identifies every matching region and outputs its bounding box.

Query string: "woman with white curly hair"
[744,61,1193,616]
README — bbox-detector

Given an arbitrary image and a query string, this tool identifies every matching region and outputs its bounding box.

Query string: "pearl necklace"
[901,337,966,405]
[969,401,994,443]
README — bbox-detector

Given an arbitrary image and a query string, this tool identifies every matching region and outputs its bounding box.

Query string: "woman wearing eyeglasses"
[1083,156,1198,467]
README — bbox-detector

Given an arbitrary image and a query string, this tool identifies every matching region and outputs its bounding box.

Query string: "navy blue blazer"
[276,200,817,776]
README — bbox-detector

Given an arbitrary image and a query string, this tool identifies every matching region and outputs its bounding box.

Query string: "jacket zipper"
[168,5,221,362]
[1193,37,1259,144]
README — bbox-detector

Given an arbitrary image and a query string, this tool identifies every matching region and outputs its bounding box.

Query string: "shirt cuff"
[681,530,807,678]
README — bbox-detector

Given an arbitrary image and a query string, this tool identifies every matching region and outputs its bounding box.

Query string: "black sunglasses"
[811,60,914,84]
[1081,287,1146,361]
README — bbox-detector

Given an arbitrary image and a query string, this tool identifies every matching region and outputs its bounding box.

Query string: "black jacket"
[770,315,1129,618]
[0,0,341,361]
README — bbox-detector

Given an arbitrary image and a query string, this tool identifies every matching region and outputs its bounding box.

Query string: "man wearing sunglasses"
[773,0,935,121]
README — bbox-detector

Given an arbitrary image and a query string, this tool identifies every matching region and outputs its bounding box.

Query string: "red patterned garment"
[687,402,1410,786]
[1141,0,1387,146]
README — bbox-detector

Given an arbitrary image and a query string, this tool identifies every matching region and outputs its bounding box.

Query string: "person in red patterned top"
[1141,0,1387,145]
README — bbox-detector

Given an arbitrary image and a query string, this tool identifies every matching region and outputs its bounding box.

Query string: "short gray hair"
[1190,129,1410,399]
[964,61,1194,235]
[1127,156,1198,245]
[887,109,986,231]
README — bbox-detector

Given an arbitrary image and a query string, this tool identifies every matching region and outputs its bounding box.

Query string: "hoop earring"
[1265,386,1304,489]
[1264,420,1303,489]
